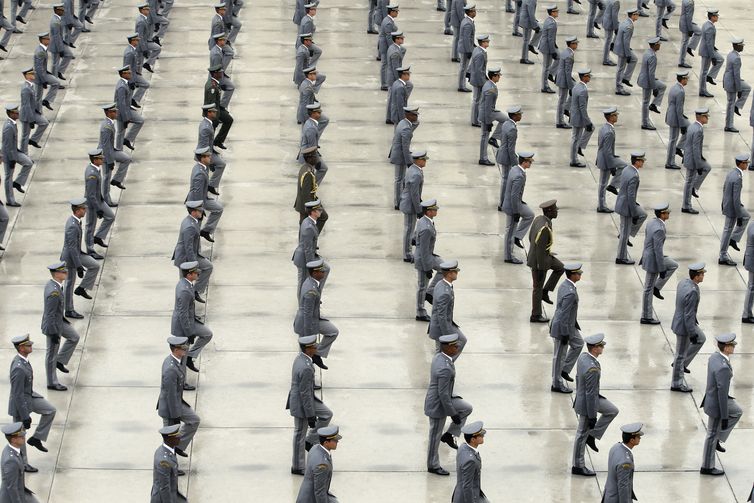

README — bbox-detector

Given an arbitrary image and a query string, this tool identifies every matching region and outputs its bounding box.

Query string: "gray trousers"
[603,29,615,64]
[679,25,701,65]
[36,76,61,107]
[451,25,460,60]
[0,16,13,47]
[570,126,593,164]
[556,87,570,125]
[132,73,150,103]
[655,2,674,36]
[682,165,711,210]
[417,269,442,317]
[572,398,619,468]
[52,47,74,77]
[0,203,8,245]
[641,83,666,127]
[671,332,706,387]
[45,323,80,386]
[152,14,170,39]
[701,400,743,469]
[187,323,213,359]
[64,254,100,311]
[699,54,724,94]
[64,18,83,45]
[219,75,235,108]
[480,116,504,162]
[102,152,133,204]
[201,198,223,234]
[380,48,388,87]
[194,256,214,295]
[444,0,452,29]
[12,397,55,442]
[616,52,637,90]
[551,331,584,389]
[458,52,470,90]
[665,126,686,167]
[587,1,600,37]
[597,166,625,210]
[402,212,417,260]
[521,27,541,61]
[163,404,200,451]
[145,41,161,67]
[21,116,49,153]
[505,0,514,11]
[541,52,556,91]
[116,115,144,149]
[720,213,750,260]
[434,329,467,361]
[315,320,339,358]
[513,0,522,32]
[292,400,333,471]
[471,85,482,125]
[499,164,511,208]
[743,271,754,318]
[641,258,679,319]
[393,163,406,208]
[368,0,376,30]
[296,262,329,300]
[85,204,115,251]
[726,85,751,129]
[617,212,647,260]
[4,155,33,205]
[504,204,534,260]
[426,400,473,469]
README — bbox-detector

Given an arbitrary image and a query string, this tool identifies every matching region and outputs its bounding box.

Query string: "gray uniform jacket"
[386,43,406,82]
[60,216,84,269]
[468,47,488,87]
[723,51,743,93]
[424,352,459,418]
[496,119,518,166]
[172,215,201,266]
[378,16,397,55]
[150,444,183,503]
[209,44,231,72]
[478,80,499,125]
[387,79,413,124]
[49,14,65,55]
[294,44,320,86]
[615,167,641,217]
[33,45,53,85]
[602,443,635,503]
[555,48,575,89]
[665,82,689,127]
[286,352,316,418]
[414,216,440,273]
[294,276,322,336]
[721,168,745,218]
[296,444,335,503]
[570,82,591,127]
[157,355,187,420]
[399,164,423,215]
[428,280,456,340]
[292,217,319,268]
[682,122,706,170]
[298,79,319,125]
[451,443,485,503]
[300,118,321,153]
[602,0,620,32]
[20,82,39,121]
[745,224,754,272]
[40,280,66,336]
[458,16,475,55]
[186,162,209,202]
[640,218,667,273]
[170,278,197,338]
[596,123,621,171]
[679,0,694,33]
[502,166,526,215]
[0,445,29,503]
[84,163,105,213]
[520,0,538,29]
[538,16,558,55]
[135,14,153,53]
[699,20,716,58]
[637,49,659,89]
[389,118,414,166]
[671,278,702,337]
[208,13,224,49]
[8,355,40,421]
[701,352,733,419]
[550,279,579,339]
[123,45,143,76]
[114,78,135,123]
[613,18,634,58]
[574,352,601,418]
[196,117,216,152]
[1,120,20,162]
[98,118,118,166]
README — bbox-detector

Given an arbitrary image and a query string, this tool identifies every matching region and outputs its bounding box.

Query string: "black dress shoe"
[586,435,599,452]
[640,318,661,325]
[742,317,754,324]
[175,448,188,458]
[724,127,739,133]
[504,258,523,264]
[0,45,6,52]
[47,383,68,391]
[615,258,635,265]
[425,293,433,305]
[653,287,664,300]
[678,62,692,68]
[457,87,472,92]
[16,15,25,23]
[541,87,556,94]
[58,73,66,80]
[74,287,92,299]
[641,125,657,131]
[130,99,141,109]
[451,58,460,63]
[291,468,305,475]
[144,63,154,73]
[208,185,221,195]
[94,237,108,248]
[12,182,25,193]
[183,383,196,391]
[715,441,726,453]
[514,238,524,249]
[597,208,614,214]
[85,15,93,23]
[603,60,617,66]
[124,139,135,150]
[110,180,126,190]
[577,148,584,156]
[488,138,500,148]
[649,104,661,114]
[718,258,737,266]
[699,91,714,98]
[497,205,503,212]
[662,18,668,29]
[687,48,694,57]
[440,432,458,450]
[478,159,495,166]
[312,354,329,370]
[200,230,215,243]
[27,437,48,452]
[6,201,20,207]
[670,385,693,393]
[570,162,586,167]
[65,310,84,319]
[56,362,69,373]
[471,123,481,128]
[89,251,104,260]
[621,79,633,87]
[548,74,555,83]
[512,31,523,37]
[560,371,573,382]
[735,107,741,117]
[42,101,53,111]
[700,468,725,476]
[403,257,414,263]
[24,464,38,473]
[530,315,549,323]
[214,142,227,150]
[542,290,553,304]
[29,140,42,148]
[415,314,431,322]
[606,185,618,195]
[571,466,596,477]
[186,357,200,372]
[444,28,453,35]
[385,120,394,125]
[177,469,186,476]
[556,124,572,129]
[520,58,534,65]
[305,441,313,452]
[528,44,539,55]
[675,147,684,159]
[194,291,206,303]
[665,164,681,170]
[706,76,716,85]
[681,208,699,214]
[428,467,450,476]
[550,386,572,394]
[729,239,740,251]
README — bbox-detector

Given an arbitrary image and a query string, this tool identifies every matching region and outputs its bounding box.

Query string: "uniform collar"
[719,351,730,363]
[162,443,175,454]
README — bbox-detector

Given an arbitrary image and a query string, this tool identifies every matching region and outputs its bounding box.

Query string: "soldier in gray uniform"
[222,0,242,45]
[386,66,412,125]
[414,199,442,322]
[467,35,489,125]
[637,37,666,130]
[385,31,406,89]
[664,71,689,170]
[98,103,132,207]
[399,151,427,262]
[428,261,467,358]
[602,423,643,502]
[449,0,465,61]
[197,105,227,189]
[719,154,750,266]
[50,4,75,80]
[496,106,522,211]
[456,5,476,92]
[292,200,329,297]
[8,334,56,455]
[173,201,213,302]
[670,262,706,392]
[615,152,647,264]
[113,66,144,150]
[294,34,324,88]
[135,3,161,70]
[478,67,504,166]
[123,34,150,105]
[538,5,558,93]
[40,262,79,391]
[62,0,83,46]
[586,0,602,38]
[520,0,542,65]
[388,106,418,209]
[299,66,324,126]
[681,108,711,214]
[700,333,743,476]
[2,104,33,206]
[550,263,584,393]
[287,335,333,475]
[186,147,223,241]
[555,36,577,128]
[572,333,619,477]
[83,149,114,259]
[452,421,488,502]
[614,8,639,95]
[60,198,100,319]
[502,152,535,264]
[698,8,722,97]
[723,38,750,133]
[425,333,473,476]
[297,3,316,47]
[678,0,700,67]
[528,200,563,323]
[596,107,626,213]
[569,69,593,167]
[295,425,341,502]
[601,0,619,66]
[294,259,338,369]
[34,33,62,111]
[209,3,227,46]
[0,422,39,503]
[157,336,200,457]
[208,34,235,108]
[150,424,187,502]
[640,203,677,324]
[172,262,213,373]
[378,5,399,88]
[300,102,329,185]
[0,186,7,251]
[19,68,48,154]
[654,0,674,38]
[742,223,754,322]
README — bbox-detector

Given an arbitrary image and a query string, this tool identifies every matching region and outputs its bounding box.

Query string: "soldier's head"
[214,33,227,47]
[391,31,404,45]
[707,9,719,22]
[403,106,419,123]
[547,4,559,18]
[676,70,689,86]
[137,3,150,16]
[627,8,640,21]
[22,67,35,82]
[167,336,189,358]
[487,67,501,83]
[518,151,534,169]
[118,65,132,80]
[440,260,460,282]
[540,199,558,219]
[159,424,181,448]
[564,263,583,283]
[304,65,317,82]
[438,334,460,358]
[422,199,439,218]
[202,103,218,120]
[653,202,670,221]
[317,426,341,451]
[209,65,223,80]
[195,147,212,165]
[603,106,619,124]
[577,68,591,84]
[2,423,26,449]
[630,151,645,169]
[38,32,50,47]
[565,36,578,50]
[11,334,33,358]
[411,150,428,168]
[4,104,19,121]
[214,2,226,16]
[732,37,744,53]
[48,261,68,282]
[70,197,87,218]
[694,107,709,125]
[298,335,318,357]
[620,423,644,448]
[387,4,399,18]
[307,258,327,281]
[301,33,313,47]
[585,333,606,357]
[186,200,204,219]
[648,36,662,52]
[477,34,490,49]
[127,33,140,47]
[735,153,750,171]
[508,105,523,123]
[304,3,317,16]
[465,5,477,18]
[180,261,199,281]
[398,66,411,81]
[89,148,104,166]
[52,3,65,15]
[688,262,705,284]
[102,103,118,120]
[462,421,486,447]
[305,199,323,220]
[715,333,737,355]
[307,102,322,120]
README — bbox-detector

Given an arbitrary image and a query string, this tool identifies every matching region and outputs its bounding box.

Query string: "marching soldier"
[294,34,324,87]
[293,259,338,369]
[596,107,626,213]
[569,68,593,168]
[388,106,418,209]
[298,65,322,126]
[186,147,223,243]
[502,152,535,265]
[2,104,33,206]
[681,108,711,214]
[719,154,750,266]
[698,8,722,98]
[0,422,40,502]
[204,66,233,149]
[528,200,563,323]
[496,106,522,211]
[678,0,700,68]
[700,333,743,476]
[415,199,442,322]
[98,103,132,207]
[538,5,558,93]
[19,68,48,154]
[123,34,150,106]
[555,36,577,128]
[40,262,80,391]
[385,31,406,90]
[386,66,412,125]
[295,425,341,501]
[157,336,201,458]
[614,8,639,96]
[172,262,214,373]
[467,35,489,125]
[287,335,333,475]
[723,37,750,133]
[670,262,706,392]
[615,152,647,265]
[135,3,161,72]
[294,150,328,230]
[601,0,619,66]
[572,333,619,477]
[637,37,666,130]
[83,149,114,260]
[222,0,242,45]
[399,151,427,263]
[113,66,144,150]
[424,333,473,476]
[62,0,83,46]
[8,334,57,455]
[640,203,677,324]
[478,67,504,166]
[664,71,689,170]
[452,421,488,502]
[60,197,100,319]
[197,104,227,190]
[428,261,467,358]
[449,0,464,61]
[292,200,329,297]
[150,424,187,502]
[209,33,235,108]
[456,5,476,93]
[50,4,75,80]
[209,3,226,45]
[519,0,542,65]
[550,263,584,393]
[378,5,399,89]
[602,423,643,502]
[296,3,317,47]
[300,102,330,185]
[34,33,62,111]
[586,0,602,38]
[654,0,674,39]
[743,223,754,323]
[172,201,213,302]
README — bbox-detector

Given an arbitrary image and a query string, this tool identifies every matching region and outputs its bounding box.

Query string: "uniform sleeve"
[434,291,454,335]
[176,288,194,336]
[301,289,319,335]
[651,229,665,272]
[733,178,744,218]
[10,366,30,420]
[302,226,317,263]
[584,367,600,418]
[681,289,699,335]
[459,455,477,502]
[511,175,525,213]
[648,57,658,88]
[163,366,182,419]
[313,461,331,503]
[44,289,62,335]
[436,367,458,416]
[64,223,83,269]
[507,128,518,165]
[416,225,432,271]
[154,458,174,501]
[298,366,316,417]
[715,366,732,419]
[400,126,412,166]
[183,225,199,262]
[85,173,101,210]
[2,456,25,503]
[616,461,634,503]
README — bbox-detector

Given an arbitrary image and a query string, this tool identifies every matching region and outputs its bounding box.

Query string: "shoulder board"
[88,175,98,180]
[621,463,633,469]
[316,464,329,470]
[587,367,600,372]
[50,291,60,297]
[159,460,171,468]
